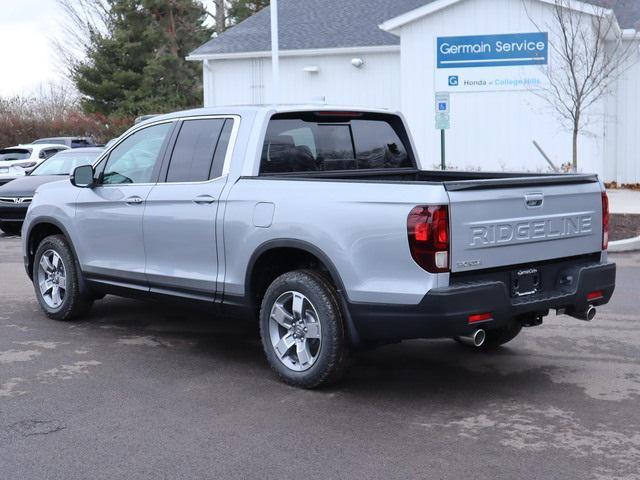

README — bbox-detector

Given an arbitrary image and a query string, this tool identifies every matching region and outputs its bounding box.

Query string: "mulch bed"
[611,214,640,242]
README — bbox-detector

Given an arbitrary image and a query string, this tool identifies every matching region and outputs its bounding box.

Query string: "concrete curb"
[609,236,640,252]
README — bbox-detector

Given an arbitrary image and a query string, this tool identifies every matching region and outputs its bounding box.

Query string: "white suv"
[0,144,70,184]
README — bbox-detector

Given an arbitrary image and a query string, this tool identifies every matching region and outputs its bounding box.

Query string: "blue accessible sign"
[437,32,548,69]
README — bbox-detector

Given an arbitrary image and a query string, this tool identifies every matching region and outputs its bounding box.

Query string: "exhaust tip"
[472,329,486,347]
[586,305,596,321]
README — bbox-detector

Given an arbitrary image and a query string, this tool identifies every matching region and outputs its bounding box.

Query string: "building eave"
[380,0,620,34]
[186,45,400,62]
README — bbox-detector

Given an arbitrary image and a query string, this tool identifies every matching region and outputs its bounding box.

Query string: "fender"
[243,238,362,347]
[25,216,92,297]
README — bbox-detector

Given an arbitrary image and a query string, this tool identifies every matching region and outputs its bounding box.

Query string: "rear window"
[0,149,32,162]
[260,112,413,174]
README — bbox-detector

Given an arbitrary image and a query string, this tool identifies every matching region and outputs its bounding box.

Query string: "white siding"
[397,0,606,174]
[609,39,640,184]
[205,50,401,111]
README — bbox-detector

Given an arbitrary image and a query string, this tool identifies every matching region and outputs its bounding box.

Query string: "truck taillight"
[407,205,450,273]
[602,191,609,250]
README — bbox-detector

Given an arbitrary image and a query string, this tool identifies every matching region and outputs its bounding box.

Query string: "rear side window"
[260,113,413,174]
[165,118,231,182]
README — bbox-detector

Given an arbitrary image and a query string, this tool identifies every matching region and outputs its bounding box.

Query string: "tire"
[33,234,93,321]
[0,222,22,236]
[259,269,349,388]
[455,322,523,351]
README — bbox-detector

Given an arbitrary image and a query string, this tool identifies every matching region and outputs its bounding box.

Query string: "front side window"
[165,118,231,183]
[101,123,172,185]
[260,113,413,174]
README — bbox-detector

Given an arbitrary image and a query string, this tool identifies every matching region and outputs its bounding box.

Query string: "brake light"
[602,191,609,250]
[407,205,450,273]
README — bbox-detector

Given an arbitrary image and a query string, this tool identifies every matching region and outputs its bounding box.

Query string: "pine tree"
[228,0,269,25]
[72,0,212,116]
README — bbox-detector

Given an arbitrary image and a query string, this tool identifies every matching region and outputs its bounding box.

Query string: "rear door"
[447,178,603,273]
[142,117,235,299]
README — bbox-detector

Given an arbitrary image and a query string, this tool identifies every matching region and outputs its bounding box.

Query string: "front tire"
[259,270,349,388]
[33,234,93,321]
[0,222,22,236]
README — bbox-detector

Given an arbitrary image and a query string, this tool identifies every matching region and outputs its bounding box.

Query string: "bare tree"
[525,0,638,171]
[52,0,109,77]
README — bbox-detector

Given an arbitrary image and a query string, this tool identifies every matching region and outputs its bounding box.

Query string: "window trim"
[155,114,240,186]
[258,112,417,176]
[92,115,240,187]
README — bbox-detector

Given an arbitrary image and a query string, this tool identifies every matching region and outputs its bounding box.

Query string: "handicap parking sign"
[438,102,448,111]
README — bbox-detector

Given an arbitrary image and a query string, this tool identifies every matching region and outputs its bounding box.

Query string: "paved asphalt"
[1,234,639,480]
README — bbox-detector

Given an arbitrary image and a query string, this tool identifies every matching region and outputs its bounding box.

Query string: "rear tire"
[455,322,522,350]
[33,234,93,321]
[259,269,349,388]
[0,222,22,236]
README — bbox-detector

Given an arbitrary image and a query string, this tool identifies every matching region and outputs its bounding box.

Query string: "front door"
[143,117,234,300]
[74,122,174,286]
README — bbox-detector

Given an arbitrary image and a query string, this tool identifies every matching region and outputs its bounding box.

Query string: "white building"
[188,0,640,184]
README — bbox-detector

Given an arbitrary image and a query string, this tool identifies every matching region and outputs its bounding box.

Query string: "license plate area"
[511,268,541,297]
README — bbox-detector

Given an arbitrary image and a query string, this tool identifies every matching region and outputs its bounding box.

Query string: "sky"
[0,0,215,98]
[0,0,66,97]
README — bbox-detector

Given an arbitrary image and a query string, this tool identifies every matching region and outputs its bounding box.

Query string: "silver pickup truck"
[22,105,616,388]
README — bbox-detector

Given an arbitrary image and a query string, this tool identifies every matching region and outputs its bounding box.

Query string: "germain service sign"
[435,32,549,92]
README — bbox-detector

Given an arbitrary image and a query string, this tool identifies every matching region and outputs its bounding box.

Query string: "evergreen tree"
[228,0,269,25]
[73,0,212,116]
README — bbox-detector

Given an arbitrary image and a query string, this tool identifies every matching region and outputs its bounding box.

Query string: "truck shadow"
[87,295,556,402]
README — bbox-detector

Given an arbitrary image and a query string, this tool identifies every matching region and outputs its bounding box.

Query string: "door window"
[165,118,230,183]
[102,123,172,185]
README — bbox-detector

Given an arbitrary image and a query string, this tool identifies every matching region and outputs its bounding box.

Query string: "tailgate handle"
[525,193,544,208]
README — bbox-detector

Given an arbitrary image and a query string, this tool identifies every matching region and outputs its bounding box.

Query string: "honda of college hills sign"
[435,32,549,92]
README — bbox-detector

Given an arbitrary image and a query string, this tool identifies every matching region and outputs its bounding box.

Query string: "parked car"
[0,144,70,185]
[22,106,616,388]
[0,147,103,236]
[32,137,97,149]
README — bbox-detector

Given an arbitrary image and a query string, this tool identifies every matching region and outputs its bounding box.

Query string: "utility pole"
[270,0,280,104]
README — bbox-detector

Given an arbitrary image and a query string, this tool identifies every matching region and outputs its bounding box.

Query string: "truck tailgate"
[446,177,603,273]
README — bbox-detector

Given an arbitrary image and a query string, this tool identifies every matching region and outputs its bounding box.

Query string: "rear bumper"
[347,260,616,342]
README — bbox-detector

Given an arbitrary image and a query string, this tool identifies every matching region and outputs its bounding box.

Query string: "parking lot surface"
[1,234,639,480]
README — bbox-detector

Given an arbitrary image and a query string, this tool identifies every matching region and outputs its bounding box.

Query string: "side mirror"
[70,164,95,188]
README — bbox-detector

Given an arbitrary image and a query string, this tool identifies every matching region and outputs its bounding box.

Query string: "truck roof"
[138,104,396,128]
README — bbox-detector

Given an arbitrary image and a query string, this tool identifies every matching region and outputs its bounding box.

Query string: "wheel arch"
[244,239,362,346]
[25,217,81,283]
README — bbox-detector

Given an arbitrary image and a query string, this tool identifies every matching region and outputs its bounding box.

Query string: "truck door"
[142,117,235,300]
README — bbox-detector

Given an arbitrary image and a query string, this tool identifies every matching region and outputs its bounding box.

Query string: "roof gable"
[190,0,640,59]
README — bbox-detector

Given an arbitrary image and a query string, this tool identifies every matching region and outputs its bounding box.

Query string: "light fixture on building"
[351,58,365,68]
[303,65,320,73]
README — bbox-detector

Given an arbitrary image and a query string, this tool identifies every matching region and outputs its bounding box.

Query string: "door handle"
[193,195,216,205]
[125,196,144,205]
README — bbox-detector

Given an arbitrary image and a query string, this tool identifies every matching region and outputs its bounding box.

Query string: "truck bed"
[259,168,599,191]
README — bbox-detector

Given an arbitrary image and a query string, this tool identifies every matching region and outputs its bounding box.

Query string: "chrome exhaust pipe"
[458,329,486,347]
[567,305,597,322]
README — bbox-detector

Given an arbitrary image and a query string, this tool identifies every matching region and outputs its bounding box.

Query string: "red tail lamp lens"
[407,205,450,273]
[602,191,609,250]
[468,313,493,324]
[587,290,604,301]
